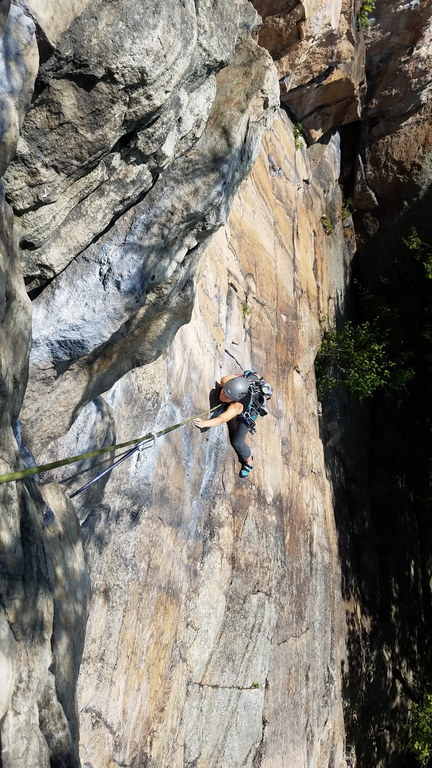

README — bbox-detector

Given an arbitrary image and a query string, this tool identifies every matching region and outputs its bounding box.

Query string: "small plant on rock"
[321,215,334,235]
[293,122,304,150]
[341,198,353,221]
[358,0,376,27]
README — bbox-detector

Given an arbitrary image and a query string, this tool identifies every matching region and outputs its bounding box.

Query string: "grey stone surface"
[0,186,31,433]
[358,1,432,217]
[19,30,278,450]
[2,0,430,766]
[14,0,90,46]
[4,0,269,289]
[32,113,350,768]
[0,6,278,760]
[0,3,38,176]
[252,0,366,141]
[0,476,89,768]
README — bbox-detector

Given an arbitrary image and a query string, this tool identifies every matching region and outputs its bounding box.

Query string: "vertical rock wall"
[36,112,354,767]
[5,0,279,449]
[0,0,431,765]
[0,7,90,765]
[362,0,432,198]
[0,0,279,764]
[252,0,366,140]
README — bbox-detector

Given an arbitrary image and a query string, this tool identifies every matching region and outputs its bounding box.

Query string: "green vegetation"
[358,0,376,27]
[321,214,334,235]
[316,227,432,400]
[293,122,303,150]
[315,320,409,399]
[241,301,250,316]
[405,692,432,766]
[404,227,432,278]
[341,198,353,221]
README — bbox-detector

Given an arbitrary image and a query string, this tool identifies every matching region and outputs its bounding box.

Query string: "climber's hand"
[193,418,208,429]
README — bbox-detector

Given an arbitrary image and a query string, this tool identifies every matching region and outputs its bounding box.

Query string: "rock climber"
[193,374,256,478]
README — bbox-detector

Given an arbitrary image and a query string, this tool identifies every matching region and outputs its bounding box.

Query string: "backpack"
[239,371,273,433]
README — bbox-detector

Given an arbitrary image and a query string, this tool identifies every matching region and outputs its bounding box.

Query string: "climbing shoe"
[239,463,254,479]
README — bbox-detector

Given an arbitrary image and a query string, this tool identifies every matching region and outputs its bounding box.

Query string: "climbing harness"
[0,406,219,490]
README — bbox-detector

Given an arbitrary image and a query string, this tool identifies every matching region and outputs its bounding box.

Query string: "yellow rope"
[0,405,219,486]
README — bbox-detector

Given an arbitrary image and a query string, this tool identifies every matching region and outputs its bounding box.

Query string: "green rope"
[0,405,219,486]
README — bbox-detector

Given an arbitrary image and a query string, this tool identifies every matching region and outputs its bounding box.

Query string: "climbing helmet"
[223,376,251,401]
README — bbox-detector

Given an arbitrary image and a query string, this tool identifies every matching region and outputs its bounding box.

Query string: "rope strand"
[0,405,219,487]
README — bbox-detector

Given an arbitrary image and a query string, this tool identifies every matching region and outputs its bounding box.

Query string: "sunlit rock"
[34,111,352,768]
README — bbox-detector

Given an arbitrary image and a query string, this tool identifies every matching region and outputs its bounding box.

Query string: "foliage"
[404,227,432,279]
[358,0,376,27]
[405,692,432,766]
[321,214,334,235]
[341,198,353,221]
[316,321,407,399]
[241,301,250,316]
[293,122,304,150]
[316,227,432,401]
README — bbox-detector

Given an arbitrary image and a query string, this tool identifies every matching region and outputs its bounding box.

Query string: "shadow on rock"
[319,384,432,767]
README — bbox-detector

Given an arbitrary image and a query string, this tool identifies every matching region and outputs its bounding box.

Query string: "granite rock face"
[0,1,279,764]
[0,189,30,432]
[37,112,352,768]
[4,0,278,292]
[0,0,431,765]
[358,0,432,219]
[4,0,279,453]
[15,0,91,46]
[0,2,38,175]
[0,176,89,765]
[0,444,89,768]
[252,0,366,140]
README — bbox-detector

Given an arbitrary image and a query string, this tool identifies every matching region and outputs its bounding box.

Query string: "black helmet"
[223,376,250,401]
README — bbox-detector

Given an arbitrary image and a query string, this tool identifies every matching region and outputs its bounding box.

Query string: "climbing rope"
[69,434,155,498]
[0,405,219,488]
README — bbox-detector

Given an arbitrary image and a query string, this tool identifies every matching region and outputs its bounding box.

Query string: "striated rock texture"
[36,112,353,768]
[0,0,431,765]
[0,180,89,767]
[15,0,91,47]
[0,0,280,764]
[1,159,89,765]
[252,0,366,140]
[355,0,432,237]
[0,1,38,175]
[4,0,279,453]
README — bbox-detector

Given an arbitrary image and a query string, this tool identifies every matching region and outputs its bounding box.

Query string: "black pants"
[209,388,252,463]
[228,419,251,462]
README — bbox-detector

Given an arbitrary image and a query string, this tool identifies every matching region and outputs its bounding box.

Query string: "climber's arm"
[193,401,243,429]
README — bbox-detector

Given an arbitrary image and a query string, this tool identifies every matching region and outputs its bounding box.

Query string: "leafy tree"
[405,691,432,766]
[316,320,413,399]
[315,227,431,402]
[358,0,376,27]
